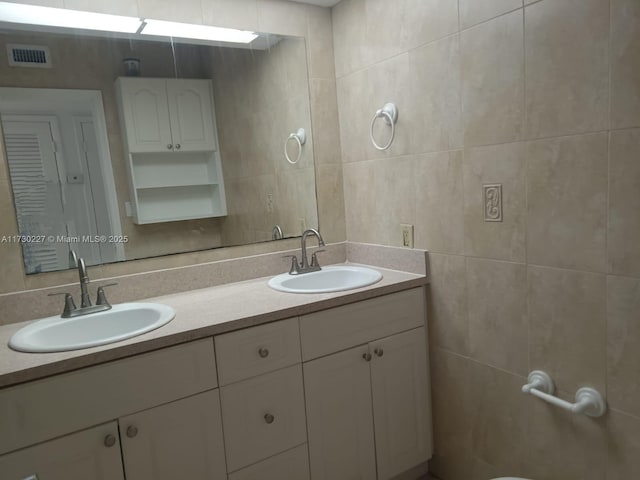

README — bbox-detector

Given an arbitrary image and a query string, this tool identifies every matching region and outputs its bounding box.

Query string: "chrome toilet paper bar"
[522,370,606,418]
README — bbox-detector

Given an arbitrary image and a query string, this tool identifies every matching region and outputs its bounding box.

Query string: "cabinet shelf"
[116,77,227,224]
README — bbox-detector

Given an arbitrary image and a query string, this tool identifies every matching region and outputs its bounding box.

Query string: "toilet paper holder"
[522,370,607,418]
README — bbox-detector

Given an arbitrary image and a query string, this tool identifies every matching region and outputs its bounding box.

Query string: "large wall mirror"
[0,2,318,274]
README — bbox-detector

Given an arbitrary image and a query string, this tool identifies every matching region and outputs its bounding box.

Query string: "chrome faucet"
[48,256,117,318]
[285,228,326,275]
[272,225,283,240]
[78,257,91,308]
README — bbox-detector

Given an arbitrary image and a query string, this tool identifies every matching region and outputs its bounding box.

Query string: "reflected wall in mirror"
[0,10,318,275]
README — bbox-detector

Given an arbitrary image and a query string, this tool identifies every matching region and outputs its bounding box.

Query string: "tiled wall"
[332,0,640,478]
[0,0,345,293]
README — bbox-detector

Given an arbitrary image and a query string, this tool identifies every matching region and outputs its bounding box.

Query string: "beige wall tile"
[427,253,469,356]
[607,410,640,479]
[336,67,368,163]
[459,0,522,30]
[331,0,368,79]
[428,348,473,480]
[201,0,258,30]
[337,54,412,163]
[257,0,308,37]
[315,164,346,244]
[525,394,607,480]
[63,0,138,16]
[526,133,607,272]
[408,34,463,153]
[306,6,335,80]
[528,266,606,394]
[332,0,458,79]
[610,0,640,129]
[524,0,609,138]
[469,361,529,473]
[461,10,524,146]
[310,78,342,165]
[342,160,375,242]
[609,128,640,276]
[606,275,640,417]
[463,142,526,262]
[137,0,203,24]
[466,258,528,375]
[414,151,464,254]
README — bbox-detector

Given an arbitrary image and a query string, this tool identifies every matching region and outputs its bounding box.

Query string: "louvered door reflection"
[1,117,68,273]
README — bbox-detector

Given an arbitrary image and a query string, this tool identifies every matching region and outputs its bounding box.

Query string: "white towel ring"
[370,103,398,151]
[284,128,306,164]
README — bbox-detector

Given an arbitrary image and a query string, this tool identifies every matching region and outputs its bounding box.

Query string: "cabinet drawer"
[228,444,310,480]
[0,339,217,455]
[299,288,425,361]
[215,318,301,385]
[220,365,307,472]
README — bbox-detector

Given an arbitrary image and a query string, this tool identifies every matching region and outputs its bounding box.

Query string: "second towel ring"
[370,103,398,151]
[284,128,306,164]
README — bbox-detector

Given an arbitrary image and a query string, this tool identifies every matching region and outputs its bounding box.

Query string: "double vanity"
[0,244,432,480]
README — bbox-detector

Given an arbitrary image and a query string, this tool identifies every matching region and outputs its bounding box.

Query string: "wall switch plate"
[266,193,273,214]
[401,223,414,248]
[124,201,133,217]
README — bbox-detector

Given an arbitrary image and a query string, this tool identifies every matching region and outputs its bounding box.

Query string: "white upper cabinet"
[166,79,217,152]
[117,78,173,153]
[116,78,217,153]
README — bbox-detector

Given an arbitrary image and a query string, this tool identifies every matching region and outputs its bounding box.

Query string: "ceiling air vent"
[7,44,52,68]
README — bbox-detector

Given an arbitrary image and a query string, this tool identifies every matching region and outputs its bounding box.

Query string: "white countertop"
[0,263,426,388]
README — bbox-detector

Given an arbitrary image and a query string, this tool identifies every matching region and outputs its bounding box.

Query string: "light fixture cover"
[0,2,143,33]
[141,19,258,44]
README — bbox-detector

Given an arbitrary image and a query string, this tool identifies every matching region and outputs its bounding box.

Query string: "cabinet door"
[228,444,310,480]
[370,328,432,480]
[118,78,173,153]
[0,422,124,480]
[166,79,217,152]
[304,345,377,480]
[119,390,227,480]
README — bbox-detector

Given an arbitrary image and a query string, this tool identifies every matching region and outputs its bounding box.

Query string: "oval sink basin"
[268,265,382,294]
[9,303,176,353]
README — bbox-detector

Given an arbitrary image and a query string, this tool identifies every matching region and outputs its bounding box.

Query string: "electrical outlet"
[299,218,306,233]
[401,224,414,248]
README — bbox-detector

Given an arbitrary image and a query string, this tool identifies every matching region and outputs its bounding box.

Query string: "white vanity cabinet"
[0,286,430,480]
[0,339,226,480]
[301,288,432,480]
[115,77,227,224]
[0,421,125,480]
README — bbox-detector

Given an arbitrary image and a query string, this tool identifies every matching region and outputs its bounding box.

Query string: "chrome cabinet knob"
[175,144,181,150]
[167,144,173,150]
[362,352,372,362]
[104,434,116,447]
[258,347,269,358]
[374,348,384,357]
[264,413,275,424]
[126,425,138,438]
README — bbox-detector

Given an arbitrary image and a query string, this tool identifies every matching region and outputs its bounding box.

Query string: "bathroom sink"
[268,265,382,294]
[9,303,176,353]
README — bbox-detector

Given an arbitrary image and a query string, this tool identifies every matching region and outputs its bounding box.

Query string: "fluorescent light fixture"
[0,2,142,33]
[141,19,258,44]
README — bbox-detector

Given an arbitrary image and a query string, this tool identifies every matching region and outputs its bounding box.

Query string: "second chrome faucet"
[285,228,326,275]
